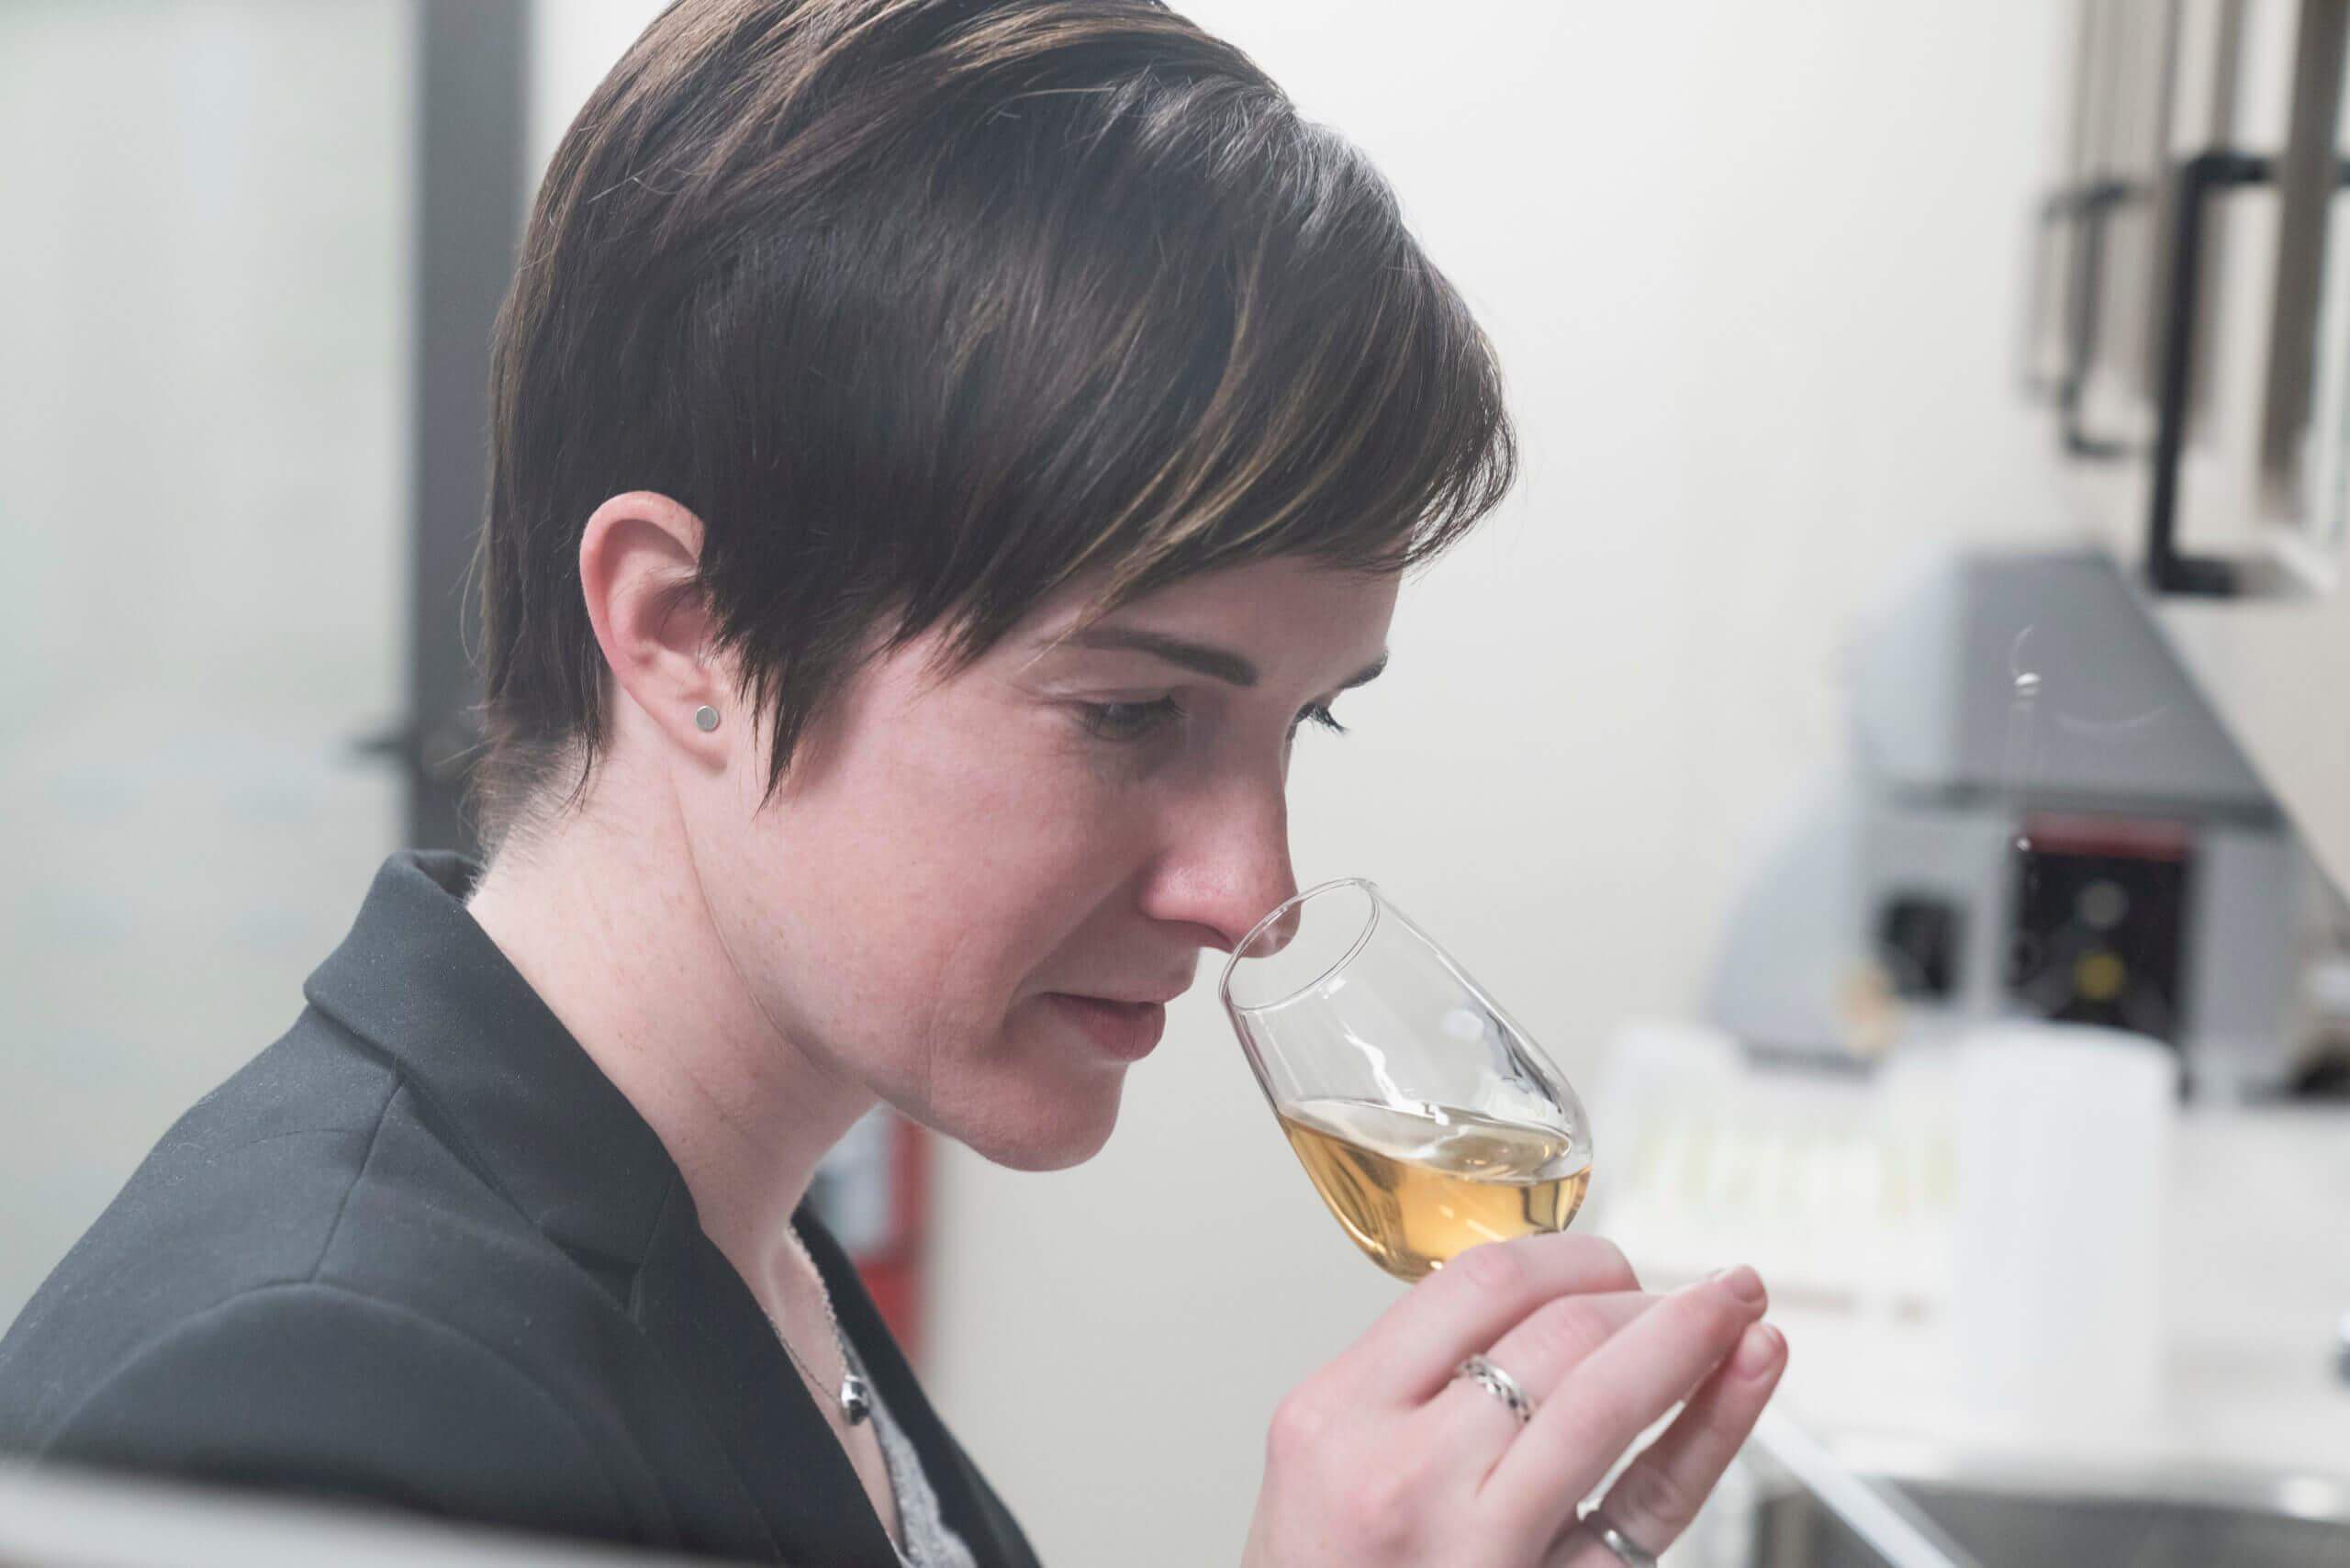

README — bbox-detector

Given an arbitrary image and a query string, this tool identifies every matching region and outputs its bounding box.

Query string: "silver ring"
[1577,1504,1659,1568]
[1451,1354,1536,1426]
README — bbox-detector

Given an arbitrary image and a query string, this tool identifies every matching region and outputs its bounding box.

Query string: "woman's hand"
[1241,1234,1784,1567]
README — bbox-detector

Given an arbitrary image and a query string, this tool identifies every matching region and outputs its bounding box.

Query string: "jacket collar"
[302,850,679,1275]
[302,853,1013,1566]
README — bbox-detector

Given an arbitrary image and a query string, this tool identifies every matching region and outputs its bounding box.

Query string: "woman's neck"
[461,771,873,1302]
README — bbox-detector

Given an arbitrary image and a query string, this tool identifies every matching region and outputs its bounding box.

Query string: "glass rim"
[1218,876,1383,1016]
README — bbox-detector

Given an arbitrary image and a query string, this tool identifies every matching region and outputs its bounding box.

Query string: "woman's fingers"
[1330,1234,1641,1406]
[1425,1292,1657,1451]
[1572,1319,1787,1560]
[1478,1266,1768,1537]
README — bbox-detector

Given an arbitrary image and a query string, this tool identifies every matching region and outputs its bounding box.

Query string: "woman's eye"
[1076,698,1348,745]
[1080,699,1182,742]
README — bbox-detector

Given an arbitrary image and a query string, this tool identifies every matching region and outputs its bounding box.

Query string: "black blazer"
[0,852,1040,1566]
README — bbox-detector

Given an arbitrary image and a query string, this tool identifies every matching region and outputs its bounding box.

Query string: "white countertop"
[1592,1062,2350,1492]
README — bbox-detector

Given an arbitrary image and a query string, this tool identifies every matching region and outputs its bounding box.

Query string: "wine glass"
[1220,878,1594,1282]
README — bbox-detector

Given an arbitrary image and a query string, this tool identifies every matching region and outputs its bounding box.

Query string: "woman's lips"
[1046,993,1167,1062]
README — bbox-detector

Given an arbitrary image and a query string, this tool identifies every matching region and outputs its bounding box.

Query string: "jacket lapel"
[630,1178,907,1568]
[799,1214,1040,1568]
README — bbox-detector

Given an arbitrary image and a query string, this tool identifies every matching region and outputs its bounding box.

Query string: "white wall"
[0,2,408,1328]
[522,5,2076,1562]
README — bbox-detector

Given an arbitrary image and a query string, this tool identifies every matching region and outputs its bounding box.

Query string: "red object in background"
[2021,812,2192,862]
[806,1108,930,1362]
[858,1116,928,1359]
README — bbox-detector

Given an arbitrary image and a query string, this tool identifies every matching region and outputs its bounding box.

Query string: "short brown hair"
[476,0,1516,845]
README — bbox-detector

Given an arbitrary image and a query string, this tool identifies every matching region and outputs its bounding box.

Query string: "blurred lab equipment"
[1707,547,2316,1100]
[0,1457,703,1567]
[1950,1024,2177,1435]
[1590,1016,2350,1568]
[1597,547,2350,1566]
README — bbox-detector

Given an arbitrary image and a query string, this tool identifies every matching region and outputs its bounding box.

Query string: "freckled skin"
[676,557,1400,1170]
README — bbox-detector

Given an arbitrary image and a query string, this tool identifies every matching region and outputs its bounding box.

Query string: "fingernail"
[1707,1264,1766,1307]
[1732,1322,1785,1379]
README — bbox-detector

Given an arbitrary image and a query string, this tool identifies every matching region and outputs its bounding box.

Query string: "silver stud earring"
[694,705,721,733]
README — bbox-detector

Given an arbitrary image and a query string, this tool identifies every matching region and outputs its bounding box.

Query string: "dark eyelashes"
[1076,699,1348,744]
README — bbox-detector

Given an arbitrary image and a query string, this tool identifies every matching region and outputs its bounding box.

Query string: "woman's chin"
[952,1075,1125,1172]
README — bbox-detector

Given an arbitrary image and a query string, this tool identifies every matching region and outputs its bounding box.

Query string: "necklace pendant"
[839,1372,873,1427]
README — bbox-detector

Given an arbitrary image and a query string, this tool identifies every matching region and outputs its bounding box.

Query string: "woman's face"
[684,556,1398,1170]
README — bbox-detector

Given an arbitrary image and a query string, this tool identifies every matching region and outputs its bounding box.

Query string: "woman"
[0,1,1784,1563]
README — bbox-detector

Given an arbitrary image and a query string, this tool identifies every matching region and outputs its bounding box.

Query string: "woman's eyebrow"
[1062,627,1387,692]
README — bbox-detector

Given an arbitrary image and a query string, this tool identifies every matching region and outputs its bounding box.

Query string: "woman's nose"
[1142,780,1301,956]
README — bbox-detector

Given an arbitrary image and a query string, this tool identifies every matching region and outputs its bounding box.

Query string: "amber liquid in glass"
[1277,1097,1592,1282]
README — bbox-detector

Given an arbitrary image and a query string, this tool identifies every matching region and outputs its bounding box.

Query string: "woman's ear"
[577,491,730,759]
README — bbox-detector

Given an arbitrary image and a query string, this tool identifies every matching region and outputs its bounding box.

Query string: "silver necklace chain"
[765,1227,875,1427]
